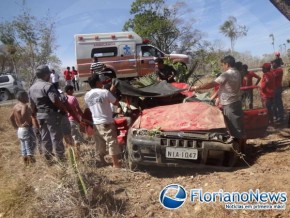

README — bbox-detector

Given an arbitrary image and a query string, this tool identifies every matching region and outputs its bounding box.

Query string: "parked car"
[0,74,24,101]
[125,83,269,170]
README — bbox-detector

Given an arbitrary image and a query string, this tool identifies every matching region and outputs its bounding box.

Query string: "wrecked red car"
[81,79,269,169]
[114,81,269,169]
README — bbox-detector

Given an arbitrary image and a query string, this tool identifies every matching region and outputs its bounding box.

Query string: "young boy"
[10,91,38,165]
[65,85,85,154]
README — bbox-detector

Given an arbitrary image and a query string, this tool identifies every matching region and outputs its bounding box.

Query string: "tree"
[123,0,202,54]
[219,16,248,54]
[0,10,60,84]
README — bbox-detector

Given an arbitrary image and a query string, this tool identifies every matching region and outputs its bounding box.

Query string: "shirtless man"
[10,91,38,165]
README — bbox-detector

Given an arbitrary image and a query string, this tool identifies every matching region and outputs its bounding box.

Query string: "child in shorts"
[10,91,38,165]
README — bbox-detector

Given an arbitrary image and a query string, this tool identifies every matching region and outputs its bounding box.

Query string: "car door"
[241,86,269,139]
[136,45,164,76]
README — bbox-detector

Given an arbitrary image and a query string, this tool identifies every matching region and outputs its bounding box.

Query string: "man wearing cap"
[84,73,121,168]
[29,65,68,162]
[154,58,177,83]
[272,61,284,123]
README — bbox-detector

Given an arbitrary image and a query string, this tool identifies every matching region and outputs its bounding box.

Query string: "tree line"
[0,0,289,84]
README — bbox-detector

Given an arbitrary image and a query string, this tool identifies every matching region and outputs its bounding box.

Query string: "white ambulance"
[74,31,191,79]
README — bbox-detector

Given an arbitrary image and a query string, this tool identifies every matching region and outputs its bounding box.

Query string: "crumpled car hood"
[132,102,226,131]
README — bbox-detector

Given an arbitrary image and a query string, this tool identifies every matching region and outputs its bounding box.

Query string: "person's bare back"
[10,92,33,129]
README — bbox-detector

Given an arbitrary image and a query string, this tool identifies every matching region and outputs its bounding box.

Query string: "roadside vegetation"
[1,0,289,86]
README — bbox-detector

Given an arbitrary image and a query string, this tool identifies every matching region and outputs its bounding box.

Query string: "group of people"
[237,53,284,126]
[63,66,80,91]
[9,65,94,166]
[260,58,284,125]
[189,53,284,153]
[49,66,80,91]
[9,52,285,167]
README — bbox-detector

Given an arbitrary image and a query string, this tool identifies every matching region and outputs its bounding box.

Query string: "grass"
[0,105,128,217]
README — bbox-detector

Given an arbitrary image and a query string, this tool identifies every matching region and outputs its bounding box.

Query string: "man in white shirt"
[84,74,121,168]
[50,69,60,89]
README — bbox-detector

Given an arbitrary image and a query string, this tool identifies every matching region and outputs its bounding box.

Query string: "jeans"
[262,98,274,124]
[72,79,79,91]
[70,120,85,144]
[222,101,244,139]
[17,127,35,156]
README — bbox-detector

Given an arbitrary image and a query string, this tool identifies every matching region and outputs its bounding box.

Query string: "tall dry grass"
[0,105,128,218]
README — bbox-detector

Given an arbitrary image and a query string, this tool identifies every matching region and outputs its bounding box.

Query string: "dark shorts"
[222,101,244,139]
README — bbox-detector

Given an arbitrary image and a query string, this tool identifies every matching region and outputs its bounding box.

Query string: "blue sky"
[0,0,289,68]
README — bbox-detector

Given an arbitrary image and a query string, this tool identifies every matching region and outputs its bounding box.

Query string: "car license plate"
[165,147,198,160]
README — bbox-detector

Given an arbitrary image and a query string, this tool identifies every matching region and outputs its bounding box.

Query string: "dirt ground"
[0,84,289,217]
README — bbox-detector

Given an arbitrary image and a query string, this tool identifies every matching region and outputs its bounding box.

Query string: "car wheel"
[126,130,140,171]
[128,160,139,171]
[0,90,11,101]
[241,142,253,163]
[223,140,241,167]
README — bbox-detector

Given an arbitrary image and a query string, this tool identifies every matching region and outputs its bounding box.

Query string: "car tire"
[0,90,11,101]
[126,130,140,171]
[241,143,253,164]
[128,160,139,171]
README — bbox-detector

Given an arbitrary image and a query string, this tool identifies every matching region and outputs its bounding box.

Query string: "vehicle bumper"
[128,134,234,167]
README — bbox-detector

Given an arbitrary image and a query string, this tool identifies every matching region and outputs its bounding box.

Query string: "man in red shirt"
[242,64,261,86]
[260,63,275,126]
[242,64,261,109]
[63,67,72,86]
[274,52,284,68]
[272,61,284,123]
